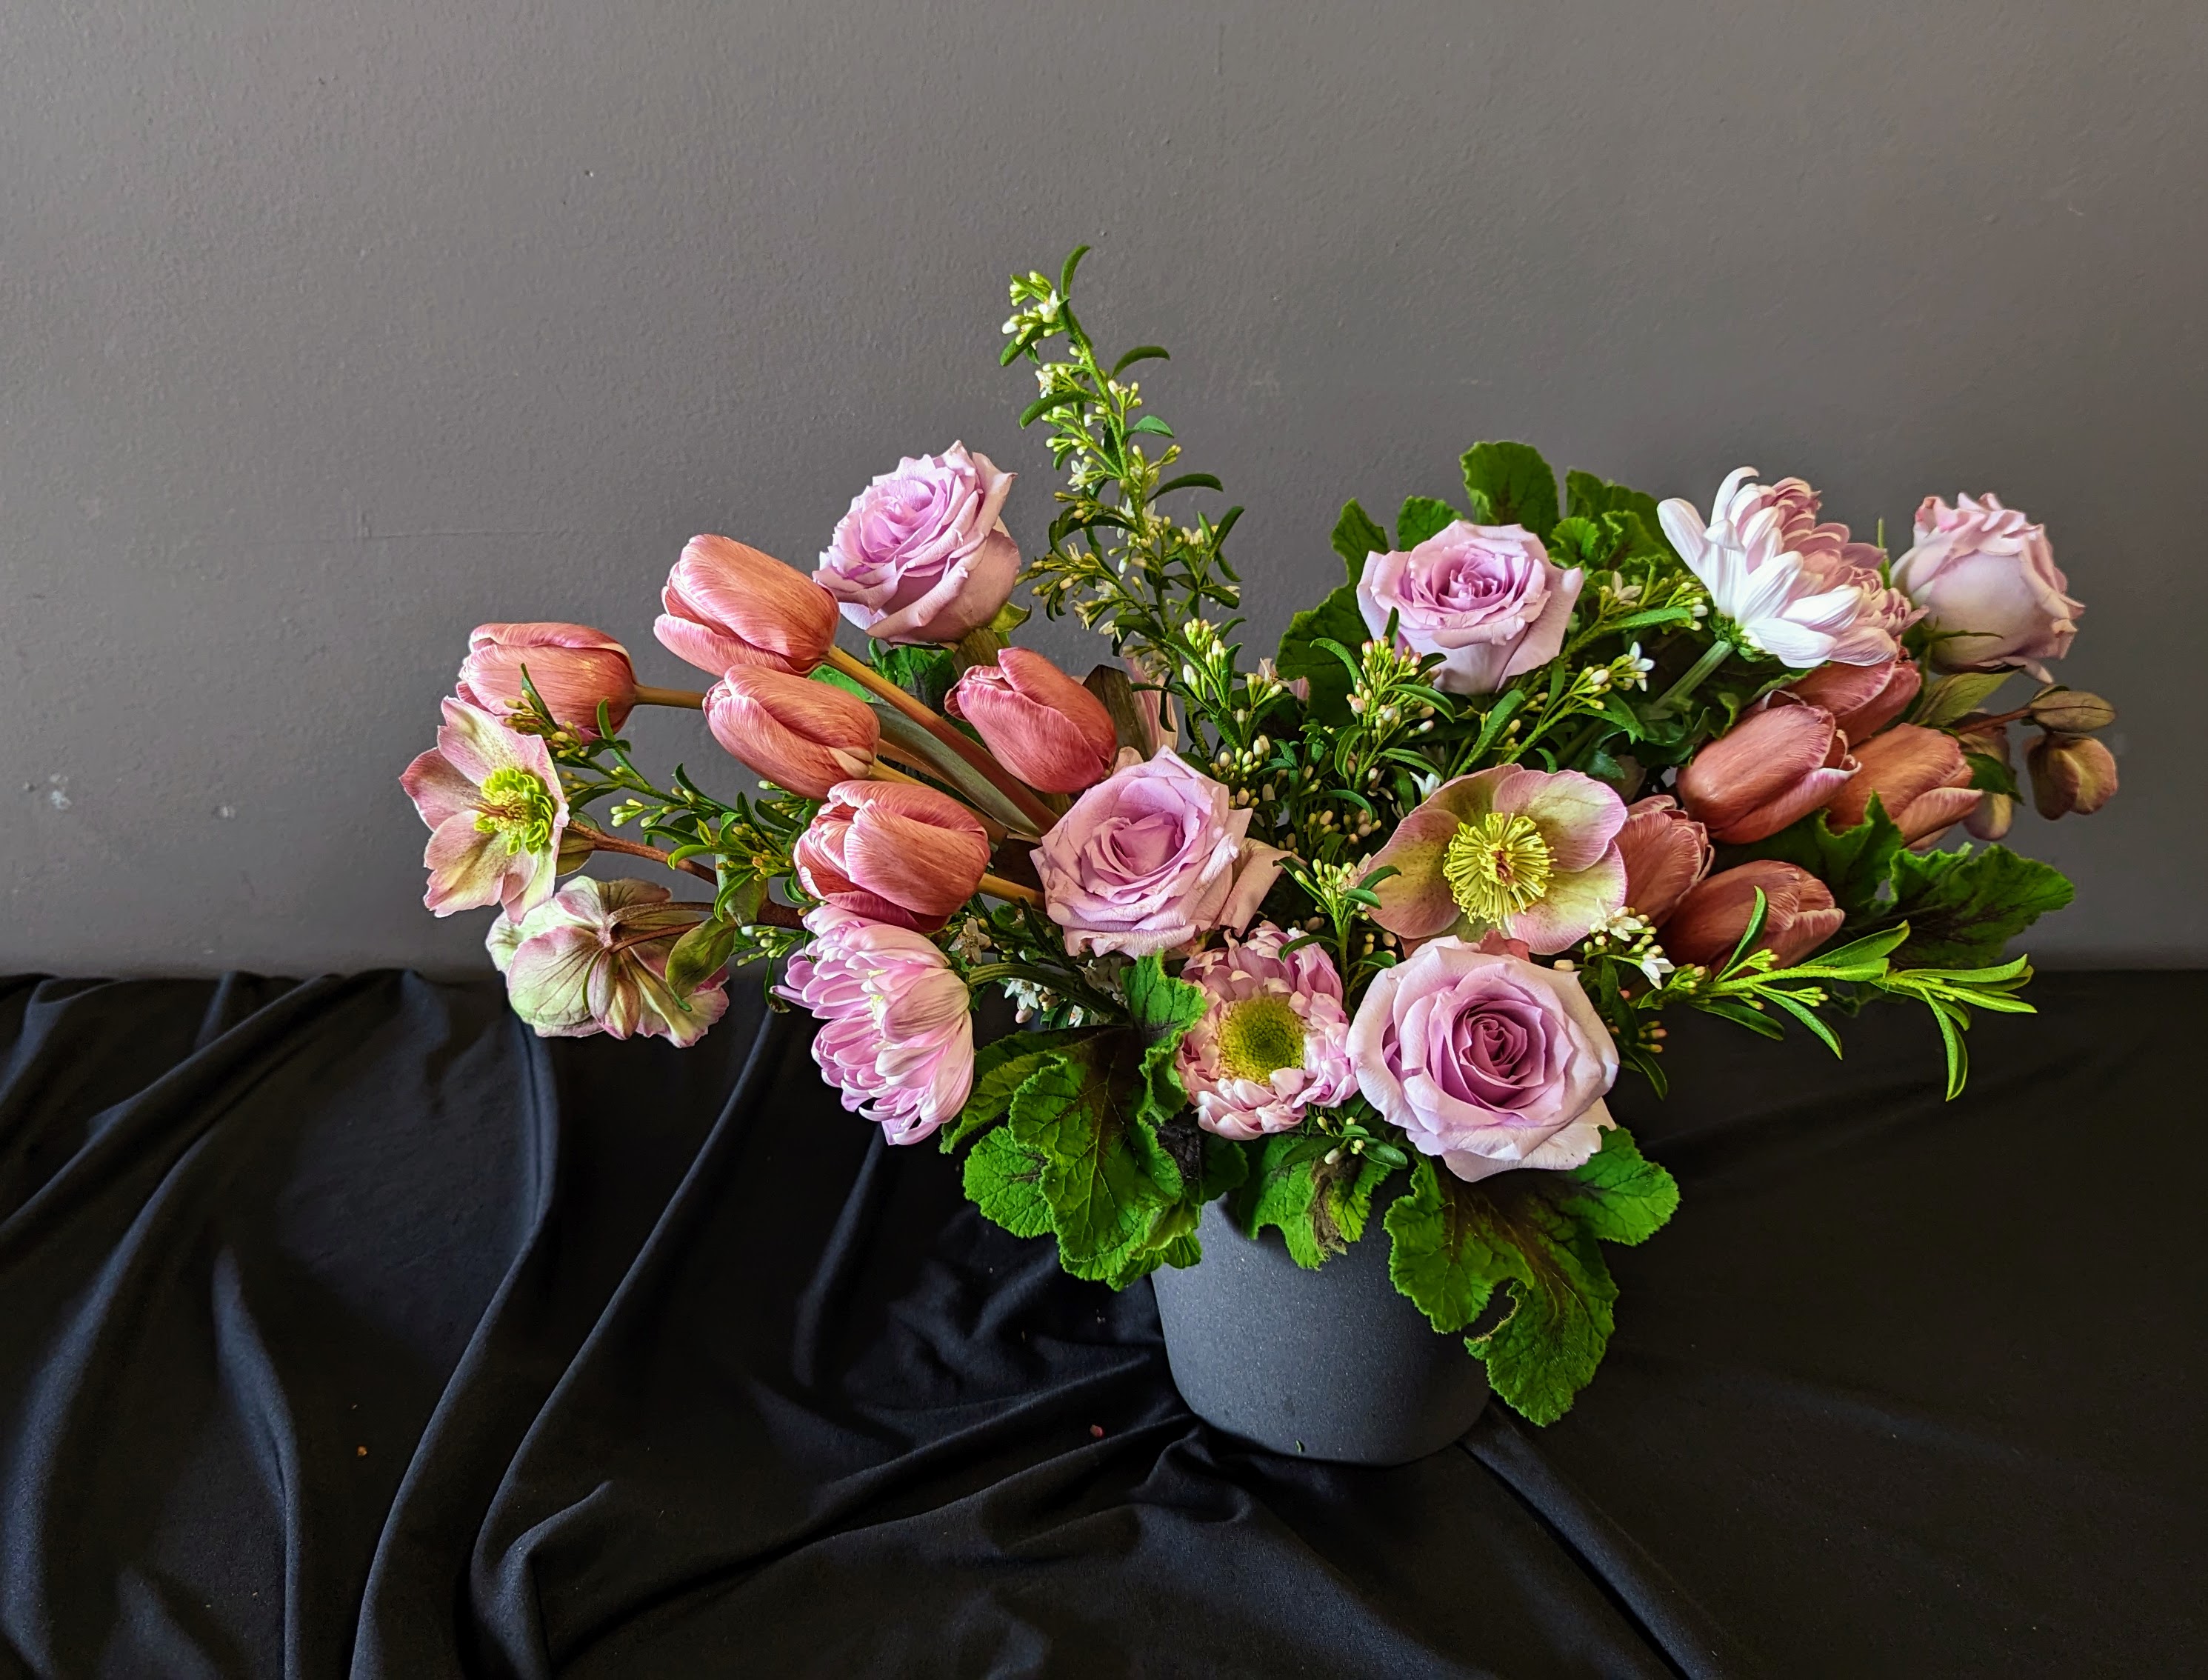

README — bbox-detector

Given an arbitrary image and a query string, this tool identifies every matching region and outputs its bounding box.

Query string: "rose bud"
[1784,656,1921,741]
[1675,696,1858,844]
[656,535,841,677]
[1891,494,2079,680]
[947,649,1119,793]
[2027,732,2118,820]
[1660,861,1844,969]
[1823,723,1983,847]
[794,781,992,933]
[2025,688,2116,733]
[1613,796,1712,921]
[704,668,879,798]
[456,621,638,734]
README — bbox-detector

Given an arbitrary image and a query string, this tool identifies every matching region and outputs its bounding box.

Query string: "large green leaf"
[938,1027,1095,1153]
[1396,495,1462,550]
[1726,800,1906,924]
[868,641,960,712]
[1275,581,1367,727]
[1876,844,2074,968]
[1242,1133,1395,1269]
[1126,953,1208,1126]
[963,1127,1053,1239]
[1007,1039,1179,1279]
[1460,441,1560,539]
[1330,499,1391,583]
[1562,469,1670,557]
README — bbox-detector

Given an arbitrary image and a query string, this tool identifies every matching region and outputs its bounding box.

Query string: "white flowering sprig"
[1281,855,1401,998]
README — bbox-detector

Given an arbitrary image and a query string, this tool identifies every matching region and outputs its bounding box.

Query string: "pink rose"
[1355,521,1582,695]
[1892,495,2079,681]
[814,443,1021,644]
[1031,747,1284,957]
[1613,796,1712,921]
[1347,939,1618,1184]
[1175,924,1358,1141]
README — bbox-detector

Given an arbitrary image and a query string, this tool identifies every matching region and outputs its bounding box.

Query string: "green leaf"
[1914,670,2011,729]
[1129,414,1175,438]
[1396,495,1463,550]
[938,1027,1095,1153]
[964,1127,1053,1239]
[1386,1156,1505,1335]
[1111,344,1170,376]
[868,641,960,712]
[1244,1133,1395,1269]
[1460,441,1560,539]
[1547,1124,1680,1245]
[1155,472,1222,498]
[1562,470,1670,556]
[1330,499,1392,583]
[664,914,739,999]
[1058,244,1090,300]
[1879,844,2074,968]
[1125,954,1209,1127]
[1006,1037,1181,1281]
[1275,582,1368,727]
[1964,752,2018,796]
[1727,800,1905,923]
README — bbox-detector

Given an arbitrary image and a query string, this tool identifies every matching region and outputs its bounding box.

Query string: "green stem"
[1650,639,1735,716]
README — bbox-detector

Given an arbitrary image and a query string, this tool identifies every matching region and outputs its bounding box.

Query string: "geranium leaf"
[1460,441,1560,539]
[868,641,960,712]
[1006,1036,1179,1282]
[1245,1133,1396,1269]
[1878,844,2073,969]
[938,1028,1095,1153]
[963,1127,1053,1239]
[1724,799,1905,924]
[1562,470,1670,556]
[1330,499,1391,582]
[1396,495,1462,550]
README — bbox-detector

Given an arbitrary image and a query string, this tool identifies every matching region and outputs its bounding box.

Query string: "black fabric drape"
[0,969,2197,1677]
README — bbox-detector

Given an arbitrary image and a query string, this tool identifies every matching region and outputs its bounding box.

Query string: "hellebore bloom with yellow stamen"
[1363,767,1627,954]
[400,698,573,919]
[487,877,727,1047]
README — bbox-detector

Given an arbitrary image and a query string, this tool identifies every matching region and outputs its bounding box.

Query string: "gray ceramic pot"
[1150,1198,1490,1465]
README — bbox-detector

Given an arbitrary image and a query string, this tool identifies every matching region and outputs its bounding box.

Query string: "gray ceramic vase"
[1150,1198,1490,1465]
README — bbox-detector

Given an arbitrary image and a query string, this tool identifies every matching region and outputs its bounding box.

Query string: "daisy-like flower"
[1658,469,1920,667]
[400,698,572,918]
[487,878,727,1047]
[1175,924,1358,1140]
[1362,767,1628,954]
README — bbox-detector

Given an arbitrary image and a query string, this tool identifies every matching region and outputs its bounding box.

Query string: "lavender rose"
[1892,494,2080,681]
[814,442,1021,644]
[1355,521,1582,695]
[1348,938,1617,1184]
[1032,747,1284,957]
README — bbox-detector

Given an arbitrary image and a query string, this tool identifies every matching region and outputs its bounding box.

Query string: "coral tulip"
[1613,796,1712,921]
[794,780,992,933]
[1785,656,1921,742]
[656,535,841,677]
[457,621,638,734]
[1824,724,1983,846]
[947,649,1118,793]
[704,668,879,797]
[1675,697,1858,844]
[2027,732,2118,820]
[1660,861,1844,969]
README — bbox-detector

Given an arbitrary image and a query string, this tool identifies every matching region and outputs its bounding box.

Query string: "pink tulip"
[1613,796,1712,921]
[704,668,879,798]
[947,649,1118,793]
[1675,697,1858,844]
[794,780,992,933]
[656,535,841,678]
[1660,861,1844,969]
[456,621,638,734]
[1824,724,1983,846]
[1785,656,1922,741]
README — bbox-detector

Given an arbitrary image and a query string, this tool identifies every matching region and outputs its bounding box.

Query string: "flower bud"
[704,669,879,797]
[1784,656,1921,741]
[1613,795,1712,921]
[457,621,637,734]
[1659,861,1844,969]
[1675,696,1858,844]
[1955,720,2016,841]
[2024,688,2116,733]
[1824,723,1983,847]
[947,649,1119,793]
[2027,731,2118,820]
[794,781,992,933]
[656,535,841,677]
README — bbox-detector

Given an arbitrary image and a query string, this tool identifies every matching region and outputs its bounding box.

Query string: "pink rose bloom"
[1892,494,2080,681]
[1660,861,1844,969]
[779,906,974,1144]
[399,698,571,919]
[1355,521,1582,696]
[793,779,992,934]
[1674,695,1858,844]
[1613,796,1712,921]
[487,877,727,1047]
[814,443,1021,644]
[1362,767,1627,953]
[1785,656,1921,741]
[456,621,637,736]
[1032,747,1284,958]
[1348,939,1618,1184]
[1175,924,1358,1141]
[947,648,1119,793]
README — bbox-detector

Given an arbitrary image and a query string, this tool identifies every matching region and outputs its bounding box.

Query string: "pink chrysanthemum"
[1175,924,1358,1141]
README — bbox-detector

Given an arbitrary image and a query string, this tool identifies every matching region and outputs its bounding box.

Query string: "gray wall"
[5,0,2204,976]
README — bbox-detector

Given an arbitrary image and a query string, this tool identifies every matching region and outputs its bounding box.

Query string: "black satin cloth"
[0,968,2197,1677]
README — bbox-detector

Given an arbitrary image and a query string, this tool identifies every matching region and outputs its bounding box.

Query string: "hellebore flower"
[1347,939,1618,1184]
[814,443,1021,644]
[1824,724,1983,846]
[1892,495,2079,681]
[1785,655,1921,741]
[456,621,638,734]
[2027,731,2118,820]
[400,698,572,918]
[1613,795,1713,921]
[1362,767,1628,954]
[487,877,727,1046]
[1659,861,1844,969]
[1675,696,1858,844]
[947,648,1118,793]
[1175,924,1358,1141]
[656,534,841,678]
[1354,521,1582,696]
[794,779,992,933]
[778,905,975,1144]
[704,668,880,798]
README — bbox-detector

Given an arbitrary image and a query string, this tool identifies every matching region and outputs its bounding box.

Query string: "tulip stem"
[1650,639,1735,717]
[633,684,707,709]
[866,759,1011,844]
[824,646,1061,833]
[573,823,718,883]
[977,872,1045,907]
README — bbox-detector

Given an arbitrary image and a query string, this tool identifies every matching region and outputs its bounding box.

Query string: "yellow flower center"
[1215,996,1306,1083]
[474,765,558,855]
[1442,811,1553,924]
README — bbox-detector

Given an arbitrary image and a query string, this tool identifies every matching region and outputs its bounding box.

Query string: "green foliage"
[1274,583,1368,727]
[1460,441,1560,539]
[963,1127,1053,1239]
[1331,499,1391,582]
[869,641,959,712]
[1238,1132,1396,1268]
[1878,844,2075,969]
[1396,495,1462,550]
[1384,1128,1679,1424]
[1729,801,1906,922]
[1562,470,1670,557]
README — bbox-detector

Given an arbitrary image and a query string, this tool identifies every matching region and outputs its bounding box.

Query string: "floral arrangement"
[401,250,2115,1423]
